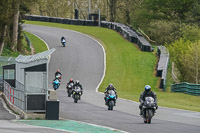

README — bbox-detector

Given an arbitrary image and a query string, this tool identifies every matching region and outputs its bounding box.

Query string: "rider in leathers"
[104,84,117,105]
[139,85,158,115]
[73,80,83,95]
[67,78,74,86]
[55,69,62,79]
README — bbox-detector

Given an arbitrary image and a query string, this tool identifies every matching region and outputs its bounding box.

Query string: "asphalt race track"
[22,24,200,133]
[0,96,69,133]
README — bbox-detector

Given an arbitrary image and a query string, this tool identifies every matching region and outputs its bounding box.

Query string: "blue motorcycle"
[105,90,117,110]
[53,79,60,90]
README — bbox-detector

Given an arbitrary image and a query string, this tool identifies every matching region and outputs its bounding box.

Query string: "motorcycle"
[105,90,116,110]
[52,79,60,90]
[66,82,74,97]
[141,97,156,124]
[61,39,66,47]
[72,86,82,103]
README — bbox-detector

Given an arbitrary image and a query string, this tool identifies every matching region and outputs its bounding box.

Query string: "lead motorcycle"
[105,90,117,110]
[72,86,82,103]
[141,97,156,124]
[66,82,74,97]
[61,39,66,47]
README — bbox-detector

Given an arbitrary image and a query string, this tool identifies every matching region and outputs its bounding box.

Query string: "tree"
[168,38,200,83]
[167,38,189,82]
[143,0,195,21]
[180,41,200,83]
[12,0,20,51]
[180,25,200,42]
[0,0,39,55]
[0,0,13,55]
[107,0,118,21]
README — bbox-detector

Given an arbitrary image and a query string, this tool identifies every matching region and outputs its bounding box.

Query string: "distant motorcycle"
[141,97,156,124]
[66,82,74,97]
[61,39,66,47]
[52,79,60,90]
[72,86,82,103]
[105,90,117,110]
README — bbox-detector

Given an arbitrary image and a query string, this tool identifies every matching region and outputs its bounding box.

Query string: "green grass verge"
[23,31,48,53]
[25,20,200,112]
[1,47,20,57]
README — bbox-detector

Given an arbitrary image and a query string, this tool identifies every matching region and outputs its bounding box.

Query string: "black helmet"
[145,85,151,92]
[76,80,79,84]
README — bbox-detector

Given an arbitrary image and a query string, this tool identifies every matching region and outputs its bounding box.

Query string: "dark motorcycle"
[66,82,74,97]
[52,79,60,90]
[141,97,156,124]
[105,90,116,110]
[72,86,82,103]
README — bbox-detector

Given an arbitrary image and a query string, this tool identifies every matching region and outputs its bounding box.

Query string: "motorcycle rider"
[61,36,66,46]
[104,84,117,105]
[55,69,62,79]
[61,36,66,42]
[73,80,83,95]
[67,78,74,86]
[139,85,158,115]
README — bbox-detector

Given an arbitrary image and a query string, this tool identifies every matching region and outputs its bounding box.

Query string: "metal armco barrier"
[171,82,200,96]
[157,46,169,90]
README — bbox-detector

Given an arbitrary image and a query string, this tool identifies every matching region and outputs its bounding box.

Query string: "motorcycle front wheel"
[146,109,153,124]
[108,100,114,110]
[67,90,71,97]
[74,94,79,103]
[53,85,58,90]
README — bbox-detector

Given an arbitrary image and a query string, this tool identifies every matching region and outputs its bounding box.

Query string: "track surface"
[20,24,200,133]
[0,96,69,133]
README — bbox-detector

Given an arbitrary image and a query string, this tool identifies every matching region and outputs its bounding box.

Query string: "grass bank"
[25,20,200,112]
[2,31,47,57]
[23,31,48,53]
